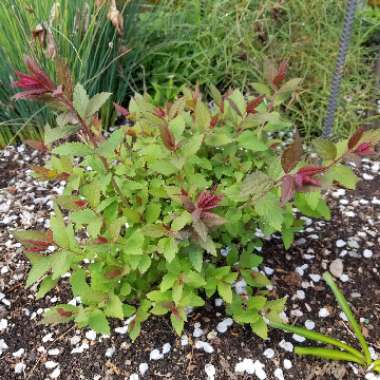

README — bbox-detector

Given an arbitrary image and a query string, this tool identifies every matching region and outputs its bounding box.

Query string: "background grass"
[0,0,379,146]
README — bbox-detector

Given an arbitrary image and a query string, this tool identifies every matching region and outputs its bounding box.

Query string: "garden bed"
[0,145,379,380]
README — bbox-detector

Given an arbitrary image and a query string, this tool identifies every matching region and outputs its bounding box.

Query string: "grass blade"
[323,271,371,365]
[270,321,364,363]
[295,347,366,365]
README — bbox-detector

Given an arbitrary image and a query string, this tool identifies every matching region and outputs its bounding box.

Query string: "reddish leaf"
[201,211,226,228]
[196,190,223,211]
[179,189,195,212]
[246,96,264,114]
[281,134,303,173]
[210,115,219,129]
[159,124,177,151]
[25,139,48,152]
[154,107,166,118]
[95,236,108,244]
[280,175,295,206]
[57,308,73,318]
[353,142,375,156]
[114,102,129,117]
[105,267,123,279]
[192,209,208,242]
[294,166,325,189]
[273,60,288,88]
[31,166,69,181]
[348,127,365,150]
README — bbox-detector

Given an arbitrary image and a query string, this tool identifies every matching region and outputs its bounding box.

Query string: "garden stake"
[323,0,358,138]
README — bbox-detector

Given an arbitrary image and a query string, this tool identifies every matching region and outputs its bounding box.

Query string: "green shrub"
[14,57,379,340]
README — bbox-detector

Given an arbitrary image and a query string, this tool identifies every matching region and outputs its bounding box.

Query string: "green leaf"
[294,347,365,365]
[240,171,273,200]
[205,131,233,146]
[217,282,233,304]
[251,316,268,339]
[181,133,204,158]
[36,276,58,299]
[86,92,111,118]
[95,128,125,157]
[270,321,364,362]
[50,251,72,280]
[329,165,359,190]
[50,206,70,249]
[251,82,272,97]
[73,83,90,118]
[158,237,178,262]
[25,253,51,287]
[53,142,93,157]
[255,192,283,230]
[145,203,161,224]
[149,160,178,176]
[70,209,98,225]
[160,273,177,291]
[124,230,145,256]
[170,312,185,335]
[240,251,263,269]
[189,249,203,272]
[88,309,110,335]
[171,210,192,231]
[238,131,268,152]
[44,124,79,145]
[104,294,124,319]
[194,100,211,130]
[40,305,77,325]
[313,138,337,160]
[323,272,371,365]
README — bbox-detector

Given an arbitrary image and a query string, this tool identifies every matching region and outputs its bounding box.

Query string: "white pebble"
[193,322,204,338]
[279,340,293,352]
[274,368,285,380]
[235,358,255,375]
[363,173,374,181]
[129,374,139,380]
[180,335,189,346]
[105,346,115,358]
[0,319,8,332]
[305,320,315,330]
[309,274,321,282]
[336,239,346,248]
[205,363,216,380]
[283,359,293,370]
[14,362,26,374]
[292,334,306,343]
[162,343,171,355]
[149,349,163,361]
[340,312,348,321]
[85,330,97,341]
[363,249,373,258]
[49,367,61,379]
[12,348,25,358]
[48,348,60,356]
[195,340,214,354]
[139,362,148,376]
[45,361,59,369]
[318,308,330,318]
[42,333,54,343]
[263,348,275,359]
[340,274,349,282]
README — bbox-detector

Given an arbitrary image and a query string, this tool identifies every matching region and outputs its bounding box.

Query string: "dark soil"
[0,145,379,380]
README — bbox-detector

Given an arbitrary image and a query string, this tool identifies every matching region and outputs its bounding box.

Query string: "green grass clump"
[139,0,380,139]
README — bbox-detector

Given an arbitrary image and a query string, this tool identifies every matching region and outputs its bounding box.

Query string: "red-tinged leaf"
[114,102,129,117]
[246,96,264,114]
[25,139,48,152]
[31,165,69,181]
[196,190,223,211]
[74,199,88,208]
[226,98,243,117]
[273,61,288,88]
[280,175,295,206]
[354,142,376,156]
[154,107,166,118]
[159,124,177,151]
[201,211,226,228]
[95,236,108,244]
[180,189,195,212]
[281,135,303,173]
[57,308,73,318]
[192,209,208,242]
[348,127,365,150]
[105,267,123,279]
[14,230,53,249]
[210,115,219,129]
[55,57,73,100]
[295,166,325,189]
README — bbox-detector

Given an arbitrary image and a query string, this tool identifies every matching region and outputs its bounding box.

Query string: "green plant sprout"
[272,272,380,374]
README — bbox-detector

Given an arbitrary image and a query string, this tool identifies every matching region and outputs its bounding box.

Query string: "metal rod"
[322,0,358,138]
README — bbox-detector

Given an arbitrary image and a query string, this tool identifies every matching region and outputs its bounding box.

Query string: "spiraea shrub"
[13,57,379,340]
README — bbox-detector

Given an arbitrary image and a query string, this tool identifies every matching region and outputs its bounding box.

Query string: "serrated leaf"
[96,128,125,157]
[251,316,268,339]
[189,249,203,272]
[313,138,337,160]
[281,135,303,173]
[170,312,185,335]
[86,92,111,118]
[181,133,204,158]
[36,276,57,299]
[73,83,90,118]
[255,192,283,230]
[149,160,178,176]
[25,253,51,287]
[50,206,70,249]
[194,100,211,130]
[205,131,233,146]
[171,210,192,231]
[123,230,145,256]
[44,124,79,145]
[158,237,178,262]
[40,305,77,325]
[53,142,93,157]
[104,294,124,319]
[88,309,110,335]
[240,171,273,199]
[70,209,98,225]
[217,282,233,304]
[145,203,161,224]
[50,251,72,280]
[238,131,268,152]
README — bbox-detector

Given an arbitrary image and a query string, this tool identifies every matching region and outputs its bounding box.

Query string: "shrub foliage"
[14,57,379,340]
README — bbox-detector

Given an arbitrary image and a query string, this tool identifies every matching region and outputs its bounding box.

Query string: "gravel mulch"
[0,145,379,380]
